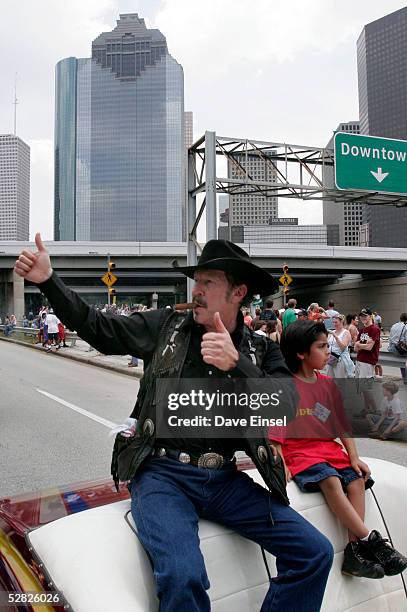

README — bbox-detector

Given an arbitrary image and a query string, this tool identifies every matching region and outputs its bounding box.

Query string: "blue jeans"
[4,324,15,337]
[130,457,333,612]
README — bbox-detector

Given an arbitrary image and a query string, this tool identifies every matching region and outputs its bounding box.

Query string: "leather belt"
[152,447,234,469]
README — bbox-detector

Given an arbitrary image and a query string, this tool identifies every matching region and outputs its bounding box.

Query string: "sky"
[1,0,406,240]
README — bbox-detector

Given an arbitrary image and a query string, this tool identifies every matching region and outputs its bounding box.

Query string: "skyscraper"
[184,112,193,149]
[0,135,30,240]
[54,14,185,242]
[323,122,363,246]
[228,152,278,226]
[357,7,407,247]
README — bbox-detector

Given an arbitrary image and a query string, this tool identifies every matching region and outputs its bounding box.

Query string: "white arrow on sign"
[370,167,389,183]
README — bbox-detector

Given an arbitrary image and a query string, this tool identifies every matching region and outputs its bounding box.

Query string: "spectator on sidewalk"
[297,309,308,321]
[326,314,355,378]
[4,314,16,336]
[282,299,297,329]
[242,307,253,329]
[266,319,280,344]
[308,303,326,323]
[373,312,382,330]
[45,308,60,351]
[324,301,339,331]
[57,320,68,348]
[260,299,277,321]
[345,314,359,349]
[367,382,407,440]
[354,308,381,416]
[388,313,407,385]
[39,311,48,347]
[252,319,268,336]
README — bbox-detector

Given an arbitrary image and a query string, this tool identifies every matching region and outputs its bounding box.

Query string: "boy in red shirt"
[269,320,407,579]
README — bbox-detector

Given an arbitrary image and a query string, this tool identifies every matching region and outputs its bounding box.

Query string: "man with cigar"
[15,236,333,611]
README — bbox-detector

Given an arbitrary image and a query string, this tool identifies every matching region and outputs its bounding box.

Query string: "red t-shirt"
[356,324,381,365]
[269,372,352,476]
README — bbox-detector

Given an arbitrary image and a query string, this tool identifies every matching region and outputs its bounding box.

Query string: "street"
[0,341,138,498]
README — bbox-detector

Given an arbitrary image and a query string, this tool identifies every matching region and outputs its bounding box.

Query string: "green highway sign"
[334,132,407,195]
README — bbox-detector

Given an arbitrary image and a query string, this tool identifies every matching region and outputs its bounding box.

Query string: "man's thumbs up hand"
[213,311,228,333]
[14,233,53,284]
[35,232,47,253]
[201,311,239,372]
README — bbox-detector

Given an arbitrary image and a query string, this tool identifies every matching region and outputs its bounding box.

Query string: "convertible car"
[1,456,406,611]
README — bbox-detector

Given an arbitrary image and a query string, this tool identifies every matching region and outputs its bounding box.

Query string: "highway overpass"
[1,241,406,324]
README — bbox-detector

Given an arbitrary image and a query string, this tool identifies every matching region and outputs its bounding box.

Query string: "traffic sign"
[334,132,407,195]
[279,274,292,286]
[101,271,117,287]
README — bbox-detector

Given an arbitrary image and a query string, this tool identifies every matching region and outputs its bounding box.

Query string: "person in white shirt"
[45,308,60,351]
[388,313,407,384]
[324,300,339,331]
[326,314,355,378]
[367,382,406,439]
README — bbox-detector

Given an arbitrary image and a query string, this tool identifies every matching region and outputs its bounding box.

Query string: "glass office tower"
[357,7,407,247]
[54,14,185,241]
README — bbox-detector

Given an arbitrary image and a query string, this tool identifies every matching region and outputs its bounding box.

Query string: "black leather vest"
[111,311,290,505]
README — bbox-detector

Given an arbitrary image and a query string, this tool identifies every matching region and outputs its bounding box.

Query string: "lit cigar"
[174,302,195,310]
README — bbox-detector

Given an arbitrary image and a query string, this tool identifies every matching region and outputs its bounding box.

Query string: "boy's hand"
[351,458,371,481]
[269,443,291,482]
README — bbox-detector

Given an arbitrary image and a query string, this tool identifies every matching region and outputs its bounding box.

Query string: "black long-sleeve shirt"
[38,272,292,456]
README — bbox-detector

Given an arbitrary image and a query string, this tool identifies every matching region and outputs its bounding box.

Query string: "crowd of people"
[243,299,407,441]
[1,302,149,354]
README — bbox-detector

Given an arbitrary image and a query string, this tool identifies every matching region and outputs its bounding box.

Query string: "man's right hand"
[14,233,53,284]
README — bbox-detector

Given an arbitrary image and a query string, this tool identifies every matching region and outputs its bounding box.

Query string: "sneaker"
[342,541,384,579]
[363,530,407,576]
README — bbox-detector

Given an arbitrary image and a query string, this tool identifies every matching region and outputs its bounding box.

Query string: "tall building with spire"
[54,14,185,241]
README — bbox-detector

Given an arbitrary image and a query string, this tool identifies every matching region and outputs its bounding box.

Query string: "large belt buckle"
[198,452,224,469]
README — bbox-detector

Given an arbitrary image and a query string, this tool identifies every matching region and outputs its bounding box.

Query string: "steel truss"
[185,131,407,292]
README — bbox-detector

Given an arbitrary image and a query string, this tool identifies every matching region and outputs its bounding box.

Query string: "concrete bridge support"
[0,270,25,321]
[287,274,407,329]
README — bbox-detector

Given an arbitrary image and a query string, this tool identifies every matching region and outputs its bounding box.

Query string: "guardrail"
[0,325,78,347]
[376,350,406,369]
[349,350,406,369]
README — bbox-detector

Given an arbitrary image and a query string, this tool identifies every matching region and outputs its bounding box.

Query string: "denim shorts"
[293,462,374,493]
[370,414,398,428]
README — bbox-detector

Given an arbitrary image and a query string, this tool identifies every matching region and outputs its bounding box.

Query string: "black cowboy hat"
[176,240,277,295]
